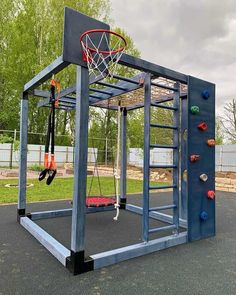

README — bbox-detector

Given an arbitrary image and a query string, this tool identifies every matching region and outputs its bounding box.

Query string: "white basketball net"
[80,31,126,79]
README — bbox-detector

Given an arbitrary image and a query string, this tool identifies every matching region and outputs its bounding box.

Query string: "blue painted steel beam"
[172,82,180,232]
[96,81,127,91]
[21,217,70,266]
[149,224,176,234]
[30,206,116,221]
[89,87,113,95]
[112,74,140,85]
[120,108,127,201]
[149,204,176,211]
[180,95,188,220]
[71,66,89,253]
[126,204,187,228]
[18,94,28,213]
[118,53,188,84]
[24,56,69,92]
[127,96,175,111]
[142,73,151,242]
[151,81,178,92]
[91,232,187,269]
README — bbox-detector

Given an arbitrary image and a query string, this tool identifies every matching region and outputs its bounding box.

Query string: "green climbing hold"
[190,106,200,114]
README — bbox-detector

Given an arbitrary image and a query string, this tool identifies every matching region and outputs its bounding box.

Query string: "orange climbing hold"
[190,155,200,162]
[207,139,215,146]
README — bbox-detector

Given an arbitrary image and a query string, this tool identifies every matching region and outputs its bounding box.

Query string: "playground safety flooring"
[0,192,236,295]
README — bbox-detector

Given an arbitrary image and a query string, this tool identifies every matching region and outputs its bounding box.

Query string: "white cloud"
[110,0,236,113]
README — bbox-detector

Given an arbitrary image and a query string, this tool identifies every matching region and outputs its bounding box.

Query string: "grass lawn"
[0,177,168,204]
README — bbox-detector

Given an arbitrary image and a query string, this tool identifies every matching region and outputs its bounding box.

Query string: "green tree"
[220,99,236,143]
[215,117,224,145]
[0,0,111,141]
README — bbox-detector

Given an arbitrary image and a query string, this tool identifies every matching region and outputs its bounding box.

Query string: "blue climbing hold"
[200,211,208,221]
[202,90,210,99]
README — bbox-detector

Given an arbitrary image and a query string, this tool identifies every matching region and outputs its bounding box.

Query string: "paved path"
[0,192,236,295]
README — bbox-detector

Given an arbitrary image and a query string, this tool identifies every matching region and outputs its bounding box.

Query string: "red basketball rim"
[80,29,127,55]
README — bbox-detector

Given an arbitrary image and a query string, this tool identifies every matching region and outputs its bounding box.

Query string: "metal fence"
[1,140,236,172]
[216,145,236,172]
[129,146,236,172]
[0,129,116,168]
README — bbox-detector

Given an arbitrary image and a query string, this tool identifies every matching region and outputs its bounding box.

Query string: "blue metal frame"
[18,7,215,276]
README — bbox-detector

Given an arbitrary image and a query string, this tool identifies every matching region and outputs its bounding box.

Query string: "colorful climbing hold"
[207,190,215,200]
[207,139,215,147]
[199,174,208,182]
[190,155,200,162]
[200,211,208,221]
[198,122,208,131]
[190,106,200,114]
[202,90,210,99]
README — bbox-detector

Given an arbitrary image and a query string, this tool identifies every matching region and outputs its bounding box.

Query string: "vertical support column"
[67,66,93,275]
[173,83,180,231]
[142,73,151,242]
[180,95,188,220]
[120,107,127,208]
[17,92,29,220]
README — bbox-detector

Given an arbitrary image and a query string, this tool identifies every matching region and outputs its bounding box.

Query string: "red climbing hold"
[198,122,208,131]
[190,155,200,162]
[207,190,215,200]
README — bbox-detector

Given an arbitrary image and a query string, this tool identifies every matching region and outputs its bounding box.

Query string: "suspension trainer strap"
[46,81,57,185]
[39,110,52,181]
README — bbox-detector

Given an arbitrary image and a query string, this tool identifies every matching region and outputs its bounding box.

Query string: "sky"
[110,0,236,115]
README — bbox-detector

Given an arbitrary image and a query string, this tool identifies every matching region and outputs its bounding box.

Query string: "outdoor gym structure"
[18,7,216,275]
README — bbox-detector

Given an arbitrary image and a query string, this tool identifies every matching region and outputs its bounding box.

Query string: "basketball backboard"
[62,7,110,67]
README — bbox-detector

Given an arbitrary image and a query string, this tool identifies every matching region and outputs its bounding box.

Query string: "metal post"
[120,108,127,204]
[105,137,108,166]
[180,96,188,220]
[142,73,151,242]
[71,66,89,254]
[173,83,180,231]
[66,146,69,163]
[9,143,13,169]
[18,92,29,218]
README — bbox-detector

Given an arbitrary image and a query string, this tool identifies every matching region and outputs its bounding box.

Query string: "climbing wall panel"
[187,76,215,241]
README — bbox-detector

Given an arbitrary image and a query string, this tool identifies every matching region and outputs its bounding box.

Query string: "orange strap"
[49,154,57,170]
[51,79,61,107]
[44,153,49,169]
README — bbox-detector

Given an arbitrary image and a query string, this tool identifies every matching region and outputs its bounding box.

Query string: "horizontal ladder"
[149,224,176,234]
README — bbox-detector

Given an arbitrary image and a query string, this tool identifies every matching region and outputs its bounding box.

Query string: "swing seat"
[86,197,116,207]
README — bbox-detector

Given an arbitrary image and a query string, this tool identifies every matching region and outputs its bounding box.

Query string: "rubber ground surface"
[0,192,236,295]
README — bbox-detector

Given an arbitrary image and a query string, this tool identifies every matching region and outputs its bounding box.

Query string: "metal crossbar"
[151,81,178,92]
[96,81,127,91]
[150,103,178,110]
[149,185,177,190]
[150,123,178,130]
[149,224,176,234]
[149,144,177,149]
[149,205,176,211]
[149,164,177,169]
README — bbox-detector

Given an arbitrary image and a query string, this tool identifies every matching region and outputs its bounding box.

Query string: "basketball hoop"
[80,29,127,78]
